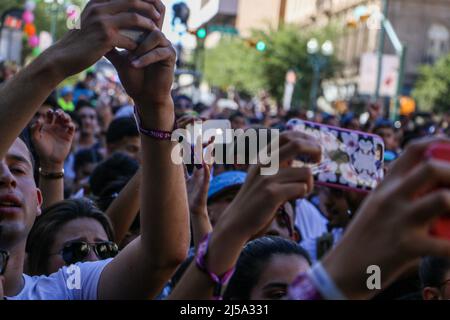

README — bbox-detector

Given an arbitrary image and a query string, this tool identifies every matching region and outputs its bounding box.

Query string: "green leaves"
[413,54,450,113]
[204,24,340,106]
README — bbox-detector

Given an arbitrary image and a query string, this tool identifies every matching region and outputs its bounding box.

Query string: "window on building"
[426,24,449,63]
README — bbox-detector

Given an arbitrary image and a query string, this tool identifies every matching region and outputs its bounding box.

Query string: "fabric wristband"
[195,233,236,300]
[133,106,175,140]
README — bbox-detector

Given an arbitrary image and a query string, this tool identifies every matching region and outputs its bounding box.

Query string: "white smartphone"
[119,29,146,44]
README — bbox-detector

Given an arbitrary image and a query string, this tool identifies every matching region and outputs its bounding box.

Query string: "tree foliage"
[412,54,450,113]
[204,24,340,106]
[204,36,265,96]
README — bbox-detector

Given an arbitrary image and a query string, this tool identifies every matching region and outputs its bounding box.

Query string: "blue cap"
[384,150,398,162]
[340,112,355,127]
[60,86,73,97]
[374,118,394,129]
[208,171,247,200]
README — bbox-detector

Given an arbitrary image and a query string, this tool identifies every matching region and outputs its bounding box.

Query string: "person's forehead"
[8,139,33,166]
[258,254,309,285]
[55,217,108,244]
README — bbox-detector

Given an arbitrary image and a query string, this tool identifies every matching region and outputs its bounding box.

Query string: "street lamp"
[307,38,334,112]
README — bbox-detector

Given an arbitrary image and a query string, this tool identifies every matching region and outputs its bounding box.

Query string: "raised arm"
[0,0,156,158]
[97,1,190,299]
[31,110,75,208]
[105,169,141,244]
[317,138,450,300]
[187,164,213,248]
[169,131,322,299]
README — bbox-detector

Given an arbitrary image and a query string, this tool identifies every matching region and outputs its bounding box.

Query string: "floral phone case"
[287,119,385,193]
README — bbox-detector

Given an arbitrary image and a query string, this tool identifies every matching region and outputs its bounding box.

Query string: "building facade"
[282,0,450,98]
[190,0,238,29]
[235,0,287,37]
[191,0,450,100]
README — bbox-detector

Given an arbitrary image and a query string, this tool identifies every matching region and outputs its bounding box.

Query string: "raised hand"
[105,1,175,113]
[187,163,213,247]
[169,130,322,299]
[50,0,162,79]
[187,164,212,215]
[217,131,322,239]
[321,137,450,299]
[31,109,75,171]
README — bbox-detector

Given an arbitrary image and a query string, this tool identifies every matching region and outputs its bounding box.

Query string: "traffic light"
[256,41,267,52]
[197,28,207,39]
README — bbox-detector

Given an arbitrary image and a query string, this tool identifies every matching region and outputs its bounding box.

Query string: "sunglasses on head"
[0,250,9,276]
[60,241,119,265]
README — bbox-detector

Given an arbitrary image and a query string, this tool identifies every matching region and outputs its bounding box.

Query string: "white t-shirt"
[295,199,344,263]
[6,259,112,300]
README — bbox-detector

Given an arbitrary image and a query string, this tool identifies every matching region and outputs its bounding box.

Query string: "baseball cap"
[60,86,73,97]
[208,171,247,200]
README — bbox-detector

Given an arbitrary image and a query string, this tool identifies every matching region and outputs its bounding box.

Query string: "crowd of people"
[1,0,450,301]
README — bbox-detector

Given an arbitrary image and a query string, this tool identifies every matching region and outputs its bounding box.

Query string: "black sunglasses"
[60,241,119,265]
[0,250,9,275]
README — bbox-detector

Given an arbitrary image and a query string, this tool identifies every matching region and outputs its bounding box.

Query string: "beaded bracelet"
[195,233,236,300]
[133,106,175,140]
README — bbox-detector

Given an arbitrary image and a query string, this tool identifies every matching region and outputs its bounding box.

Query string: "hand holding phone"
[287,119,385,193]
[117,0,165,46]
[426,143,450,240]
[119,30,146,44]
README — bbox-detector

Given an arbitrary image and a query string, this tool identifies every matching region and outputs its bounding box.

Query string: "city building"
[189,0,238,29]
[188,0,450,103]
[235,0,287,37]
[283,0,450,100]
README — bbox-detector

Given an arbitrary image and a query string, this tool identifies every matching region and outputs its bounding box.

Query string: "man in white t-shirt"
[0,0,190,300]
[296,198,344,263]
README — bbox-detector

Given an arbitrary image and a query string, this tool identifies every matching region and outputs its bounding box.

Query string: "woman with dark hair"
[224,236,311,300]
[26,198,117,276]
[420,256,450,300]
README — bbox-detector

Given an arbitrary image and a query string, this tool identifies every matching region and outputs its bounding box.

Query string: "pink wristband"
[133,106,175,140]
[195,233,236,300]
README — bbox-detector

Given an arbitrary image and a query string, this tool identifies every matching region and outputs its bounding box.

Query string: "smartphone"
[426,143,450,240]
[287,118,385,193]
[119,29,146,44]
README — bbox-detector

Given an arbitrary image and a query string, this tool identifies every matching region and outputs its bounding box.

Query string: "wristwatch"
[39,167,65,180]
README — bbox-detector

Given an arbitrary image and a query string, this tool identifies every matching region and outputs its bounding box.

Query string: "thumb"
[105,48,128,70]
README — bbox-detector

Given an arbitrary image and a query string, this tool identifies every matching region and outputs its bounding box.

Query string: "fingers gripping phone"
[426,143,450,240]
[118,2,156,45]
[119,29,146,44]
[287,119,385,193]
